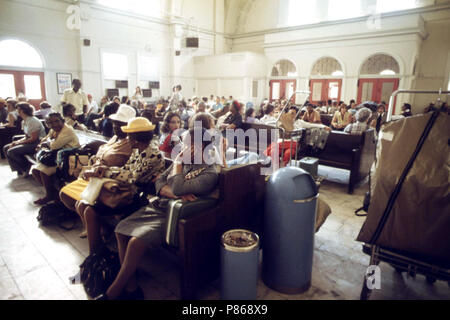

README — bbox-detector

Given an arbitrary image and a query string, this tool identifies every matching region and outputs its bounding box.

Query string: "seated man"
[302,104,322,124]
[344,107,372,135]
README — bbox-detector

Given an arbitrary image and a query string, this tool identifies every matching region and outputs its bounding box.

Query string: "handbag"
[79,246,120,298]
[97,180,135,209]
[36,148,58,166]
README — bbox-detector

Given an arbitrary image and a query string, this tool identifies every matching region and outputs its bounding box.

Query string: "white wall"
[226,1,450,114]
[0,0,227,107]
[0,0,81,108]
[193,51,268,103]
[262,14,425,112]
[412,17,450,110]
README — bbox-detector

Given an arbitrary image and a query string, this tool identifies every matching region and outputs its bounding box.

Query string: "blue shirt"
[23,116,46,139]
[212,103,223,111]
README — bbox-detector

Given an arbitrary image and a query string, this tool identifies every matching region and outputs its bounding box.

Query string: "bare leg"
[75,200,88,228]
[116,232,129,264]
[40,172,56,201]
[83,206,102,254]
[106,236,147,299]
[31,168,43,185]
[59,191,77,211]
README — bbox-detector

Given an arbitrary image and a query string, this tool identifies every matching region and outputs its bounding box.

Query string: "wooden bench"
[163,162,265,299]
[320,114,333,126]
[304,129,376,193]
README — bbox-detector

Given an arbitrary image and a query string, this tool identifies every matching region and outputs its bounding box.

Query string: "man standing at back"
[61,79,88,123]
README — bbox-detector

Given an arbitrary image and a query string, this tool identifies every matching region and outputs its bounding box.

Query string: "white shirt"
[259,115,277,125]
[88,100,99,114]
[61,88,89,115]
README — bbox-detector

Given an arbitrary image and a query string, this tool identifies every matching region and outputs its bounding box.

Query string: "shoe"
[33,197,51,205]
[79,230,87,238]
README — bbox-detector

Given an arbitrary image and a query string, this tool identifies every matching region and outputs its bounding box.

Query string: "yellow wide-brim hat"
[121,117,156,133]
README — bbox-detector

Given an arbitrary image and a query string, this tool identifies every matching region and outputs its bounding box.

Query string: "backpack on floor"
[36,201,77,231]
[79,247,120,298]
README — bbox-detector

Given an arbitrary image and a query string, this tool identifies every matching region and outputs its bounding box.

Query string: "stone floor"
[0,159,448,300]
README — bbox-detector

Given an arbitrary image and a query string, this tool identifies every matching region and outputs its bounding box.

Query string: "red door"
[0,70,46,109]
[270,79,297,103]
[357,78,399,112]
[310,79,342,104]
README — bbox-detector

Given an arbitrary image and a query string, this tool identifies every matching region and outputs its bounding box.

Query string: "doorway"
[269,79,297,103]
[357,78,399,112]
[0,70,46,109]
[310,79,342,104]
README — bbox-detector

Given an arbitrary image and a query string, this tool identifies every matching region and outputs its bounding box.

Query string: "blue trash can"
[262,167,318,294]
[221,229,260,300]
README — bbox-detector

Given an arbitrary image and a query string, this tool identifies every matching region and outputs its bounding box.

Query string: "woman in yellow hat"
[73,117,165,256]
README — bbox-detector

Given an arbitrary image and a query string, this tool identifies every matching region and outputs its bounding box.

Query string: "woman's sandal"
[33,197,51,205]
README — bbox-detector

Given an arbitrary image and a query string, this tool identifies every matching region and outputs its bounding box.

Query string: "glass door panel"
[271,82,280,100]
[24,75,42,99]
[0,73,16,98]
[311,81,323,102]
[328,81,340,100]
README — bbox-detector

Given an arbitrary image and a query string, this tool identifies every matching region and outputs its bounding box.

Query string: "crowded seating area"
[1,0,449,304]
[2,81,448,300]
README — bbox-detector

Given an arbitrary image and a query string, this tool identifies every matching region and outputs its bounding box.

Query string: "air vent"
[115,80,128,88]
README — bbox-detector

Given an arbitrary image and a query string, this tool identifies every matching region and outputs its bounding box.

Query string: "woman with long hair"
[159,111,182,158]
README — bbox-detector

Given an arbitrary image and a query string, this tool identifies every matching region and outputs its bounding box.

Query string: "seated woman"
[0,98,21,159]
[74,117,165,256]
[331,104,351,130]
[95,127,219,300]
[98,102,120,138]
[259,103,277,125]
[63,103,88,131]
[219,100,243,130]
[244,107,260,124]
[34,101,53,119]
[59,105,136,231]
[31,112,81,205]
[190,112,260,167]
[159,111,182,158]
[3,102,46,177]
[344,107,372,135]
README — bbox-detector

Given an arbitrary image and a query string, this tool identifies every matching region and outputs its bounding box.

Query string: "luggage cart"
[360,244,450,300]
[276,90,310,166]
[359,88,450,300]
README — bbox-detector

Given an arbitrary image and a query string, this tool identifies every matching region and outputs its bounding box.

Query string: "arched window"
[311,57,343,77]
[360,54,400,75]
[0,39,43,69]
[271,59,297,77]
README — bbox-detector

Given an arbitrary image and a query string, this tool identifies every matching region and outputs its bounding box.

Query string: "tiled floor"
[0,159,448,300]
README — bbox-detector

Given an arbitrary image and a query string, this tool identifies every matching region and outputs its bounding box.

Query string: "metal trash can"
[221,229,260,300]
[262,167,318,294]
